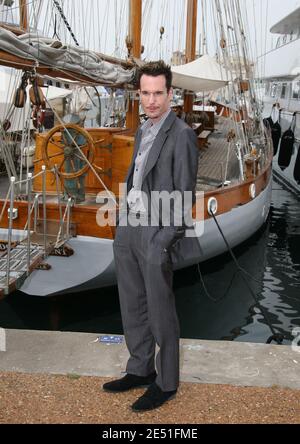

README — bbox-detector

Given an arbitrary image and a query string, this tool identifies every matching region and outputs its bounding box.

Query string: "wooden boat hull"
[0,116,272,298]
[19,172,272,297]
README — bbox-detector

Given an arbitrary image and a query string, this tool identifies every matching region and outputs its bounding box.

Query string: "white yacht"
[259,6,300,194]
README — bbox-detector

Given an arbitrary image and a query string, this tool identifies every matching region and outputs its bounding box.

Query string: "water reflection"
[176,182,300,344]
[0,180,299,344]
[175,224,269,342]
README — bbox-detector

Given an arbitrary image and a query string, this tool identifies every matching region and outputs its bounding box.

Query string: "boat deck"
[196,116,240,192]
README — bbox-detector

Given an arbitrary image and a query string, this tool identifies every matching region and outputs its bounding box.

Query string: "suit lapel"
[142,111,177,182]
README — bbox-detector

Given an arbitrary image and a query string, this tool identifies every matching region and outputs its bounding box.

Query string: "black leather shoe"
[102,372,157,393]
[131,382,177,411]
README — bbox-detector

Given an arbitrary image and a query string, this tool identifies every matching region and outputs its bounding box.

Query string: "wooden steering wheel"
[41,123,96,179]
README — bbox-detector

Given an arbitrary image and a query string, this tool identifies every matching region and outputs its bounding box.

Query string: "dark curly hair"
[137,60,172,92]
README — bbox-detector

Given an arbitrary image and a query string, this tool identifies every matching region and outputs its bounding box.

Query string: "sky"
[258,0,300,28]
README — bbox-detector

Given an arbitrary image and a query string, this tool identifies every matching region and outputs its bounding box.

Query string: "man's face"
[139,74,173,122]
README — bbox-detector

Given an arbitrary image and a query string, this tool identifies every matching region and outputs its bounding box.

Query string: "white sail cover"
[172,55,229,92]
[0,28,135,86]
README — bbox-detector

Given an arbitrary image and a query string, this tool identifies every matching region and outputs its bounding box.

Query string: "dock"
[0,329,299,423]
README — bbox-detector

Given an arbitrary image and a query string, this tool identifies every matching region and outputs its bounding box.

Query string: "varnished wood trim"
[194,160,272,220]
[0,163,272,238]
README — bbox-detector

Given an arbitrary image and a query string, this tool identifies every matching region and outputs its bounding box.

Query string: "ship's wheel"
[41,123,96,179]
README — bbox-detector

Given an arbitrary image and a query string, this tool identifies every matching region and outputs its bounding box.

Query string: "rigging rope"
[52,0,80,46]
[197,209,293,345]
[214,0,245,154]
[201,0,208,55]
[263,0,269,79]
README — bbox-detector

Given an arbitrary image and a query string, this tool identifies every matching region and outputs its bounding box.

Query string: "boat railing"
[1,166,73,295]
[279,109,300,118]
[54,196,73,248]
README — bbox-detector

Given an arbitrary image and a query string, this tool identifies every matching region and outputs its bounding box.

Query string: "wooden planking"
[197,117,240,187]
[33,132,63,193]
[33,127,128,194]
[111,134,135,197]
[0,159,272,238]
[193,160,272,220]
[0,199,115,239]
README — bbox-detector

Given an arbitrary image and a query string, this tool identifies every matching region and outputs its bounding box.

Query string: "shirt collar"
[150,108,171,135]
[141,108,171,136]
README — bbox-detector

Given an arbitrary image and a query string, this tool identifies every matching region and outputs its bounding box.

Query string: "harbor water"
[0,178,299,346]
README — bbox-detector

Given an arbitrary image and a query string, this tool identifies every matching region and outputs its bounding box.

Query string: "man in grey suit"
[103,61,199,412]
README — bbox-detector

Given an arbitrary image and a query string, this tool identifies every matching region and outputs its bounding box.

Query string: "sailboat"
[0,0,273,297]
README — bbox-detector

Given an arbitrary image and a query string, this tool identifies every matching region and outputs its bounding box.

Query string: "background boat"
[258,6,300,195]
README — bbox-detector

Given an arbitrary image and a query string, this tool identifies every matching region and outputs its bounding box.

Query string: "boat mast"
[19,0,29,31]
[126,0,142,132]
[184,0,198,113]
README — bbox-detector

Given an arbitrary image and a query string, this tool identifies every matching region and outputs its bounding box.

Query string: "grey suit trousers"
[113,223,180,392]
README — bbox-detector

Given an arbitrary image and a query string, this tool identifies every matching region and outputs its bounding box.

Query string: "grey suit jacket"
[123,110,200,265]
